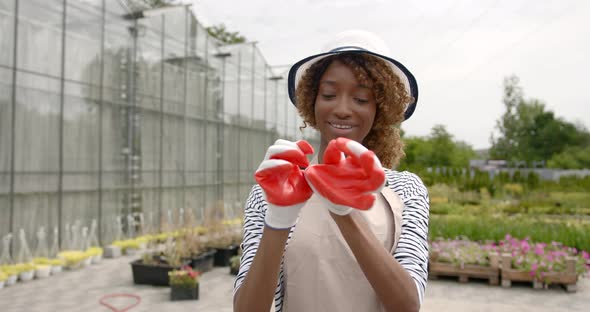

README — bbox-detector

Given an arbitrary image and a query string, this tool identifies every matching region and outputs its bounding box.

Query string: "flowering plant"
[168,266,200,289]
[499,234,589,283]
[85,247,103,257]
[0,265,19,277]
[58,251,89,267]
[430,238,497,268]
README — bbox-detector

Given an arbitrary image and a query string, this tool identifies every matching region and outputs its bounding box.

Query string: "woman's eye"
[321,94,336,100]
[355,98,368,103]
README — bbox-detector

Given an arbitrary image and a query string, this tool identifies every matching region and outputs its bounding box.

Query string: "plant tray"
[429,252,500,285]
[214,245,239,267]
[429,261,499,285]
[500,253,578,292]
[189,250,217,273]
[170,284,199,301]
[130,260,181,286]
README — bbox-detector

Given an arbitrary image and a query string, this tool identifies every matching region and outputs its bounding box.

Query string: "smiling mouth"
[329,122,354,130]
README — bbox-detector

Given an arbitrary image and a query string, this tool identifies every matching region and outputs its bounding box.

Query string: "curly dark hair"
[295,53,414,168]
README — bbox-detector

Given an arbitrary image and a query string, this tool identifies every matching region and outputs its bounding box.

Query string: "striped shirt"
[233,170,430,311]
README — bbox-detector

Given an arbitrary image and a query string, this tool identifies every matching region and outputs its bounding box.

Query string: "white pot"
[5,275,17,286]
[103,246,121,258]
[81,257,92,268]
[35,267,52,279]
[66,262,81,270]
[0,281,5,289]
[125,248,139,256]
[18,270,34,282]
[51,265,63,274]
[91,254,102,264]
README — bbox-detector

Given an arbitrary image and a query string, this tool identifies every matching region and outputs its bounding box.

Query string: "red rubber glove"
[304,138,385,215]
[254,139,314,229]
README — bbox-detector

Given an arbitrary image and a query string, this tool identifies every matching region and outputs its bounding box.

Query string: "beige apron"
[283,185,404,312]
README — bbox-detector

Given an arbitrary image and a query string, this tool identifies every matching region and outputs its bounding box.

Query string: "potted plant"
[1,266,18,286]
[33,258,57,278]
[0,271,6,289]
[169,266,200,301]
[130,239,189,286]
[86,247,103,264]
[15,263,35,282]
[229,255,240,275]
[429,238,500,285]
[204,220,240,267]
[34,264,52,279]
[176,229,216,273]
[122,240,142,256]
[499,235,587,291]
[58,251,87,270]
[49,258,64,274]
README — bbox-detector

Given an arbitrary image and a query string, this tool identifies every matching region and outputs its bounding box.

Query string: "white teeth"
[330,123,352,129]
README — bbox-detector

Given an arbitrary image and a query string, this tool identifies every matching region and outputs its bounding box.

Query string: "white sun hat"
[287,30,418,120]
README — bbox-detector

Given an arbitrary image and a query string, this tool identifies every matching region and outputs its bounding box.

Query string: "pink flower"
[534,244,544,256]
[582,251,590,260]
[521,241,531,253]
[505,234,512,241]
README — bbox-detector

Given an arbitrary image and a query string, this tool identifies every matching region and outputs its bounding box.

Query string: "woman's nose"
[333,96,353,118]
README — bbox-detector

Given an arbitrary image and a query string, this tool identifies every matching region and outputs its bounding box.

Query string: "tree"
[489,75,524,160]
[547,145,590,169]
[490,75,590,167]
[400,124,476,169]
[206,24,246,45]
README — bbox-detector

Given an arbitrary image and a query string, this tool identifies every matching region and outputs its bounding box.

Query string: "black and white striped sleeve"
[387,170,430,305]
[233,184,286,311]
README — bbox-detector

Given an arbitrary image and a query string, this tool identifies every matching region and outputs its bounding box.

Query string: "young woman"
[233,30,430,312]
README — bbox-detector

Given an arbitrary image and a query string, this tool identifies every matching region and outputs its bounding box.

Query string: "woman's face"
[314,60,377,146]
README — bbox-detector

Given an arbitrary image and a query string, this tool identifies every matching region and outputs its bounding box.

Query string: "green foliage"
[400,124,476,170]
[206,24,246,44]
[490,75,590,167]
[429,215,590,252]
[169,266,200,288]
[229,255,240,270]
[430,239,495,267]
[548,145,590,169]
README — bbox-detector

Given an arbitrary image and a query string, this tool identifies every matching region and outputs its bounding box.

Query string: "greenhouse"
[0,0,317,253]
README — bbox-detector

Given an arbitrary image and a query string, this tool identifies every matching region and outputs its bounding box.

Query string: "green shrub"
[429,215,590,252]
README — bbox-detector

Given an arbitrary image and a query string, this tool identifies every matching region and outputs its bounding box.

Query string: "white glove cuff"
[327,203,353,216]
[264,202,304,230]
[314,195,352,216]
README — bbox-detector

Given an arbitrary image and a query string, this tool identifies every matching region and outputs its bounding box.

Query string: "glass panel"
[13,72,61,249]
[17,0,63,77]
[64,0,102,85]
[0,0,15,67]
[0,67,13,237]
[62,80,100,230]
[101,0,132,243]
[239,45,253,128]
[253,49,266,128]
[137,16,163,111]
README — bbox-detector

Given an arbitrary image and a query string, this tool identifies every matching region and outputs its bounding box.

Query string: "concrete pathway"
[0,255,588,311]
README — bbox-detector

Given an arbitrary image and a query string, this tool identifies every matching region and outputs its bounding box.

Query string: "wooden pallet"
[500,253,578,292]
[429,252,500,285]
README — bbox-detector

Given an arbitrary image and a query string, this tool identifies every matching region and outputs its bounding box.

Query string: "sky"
[189,0,590,149]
